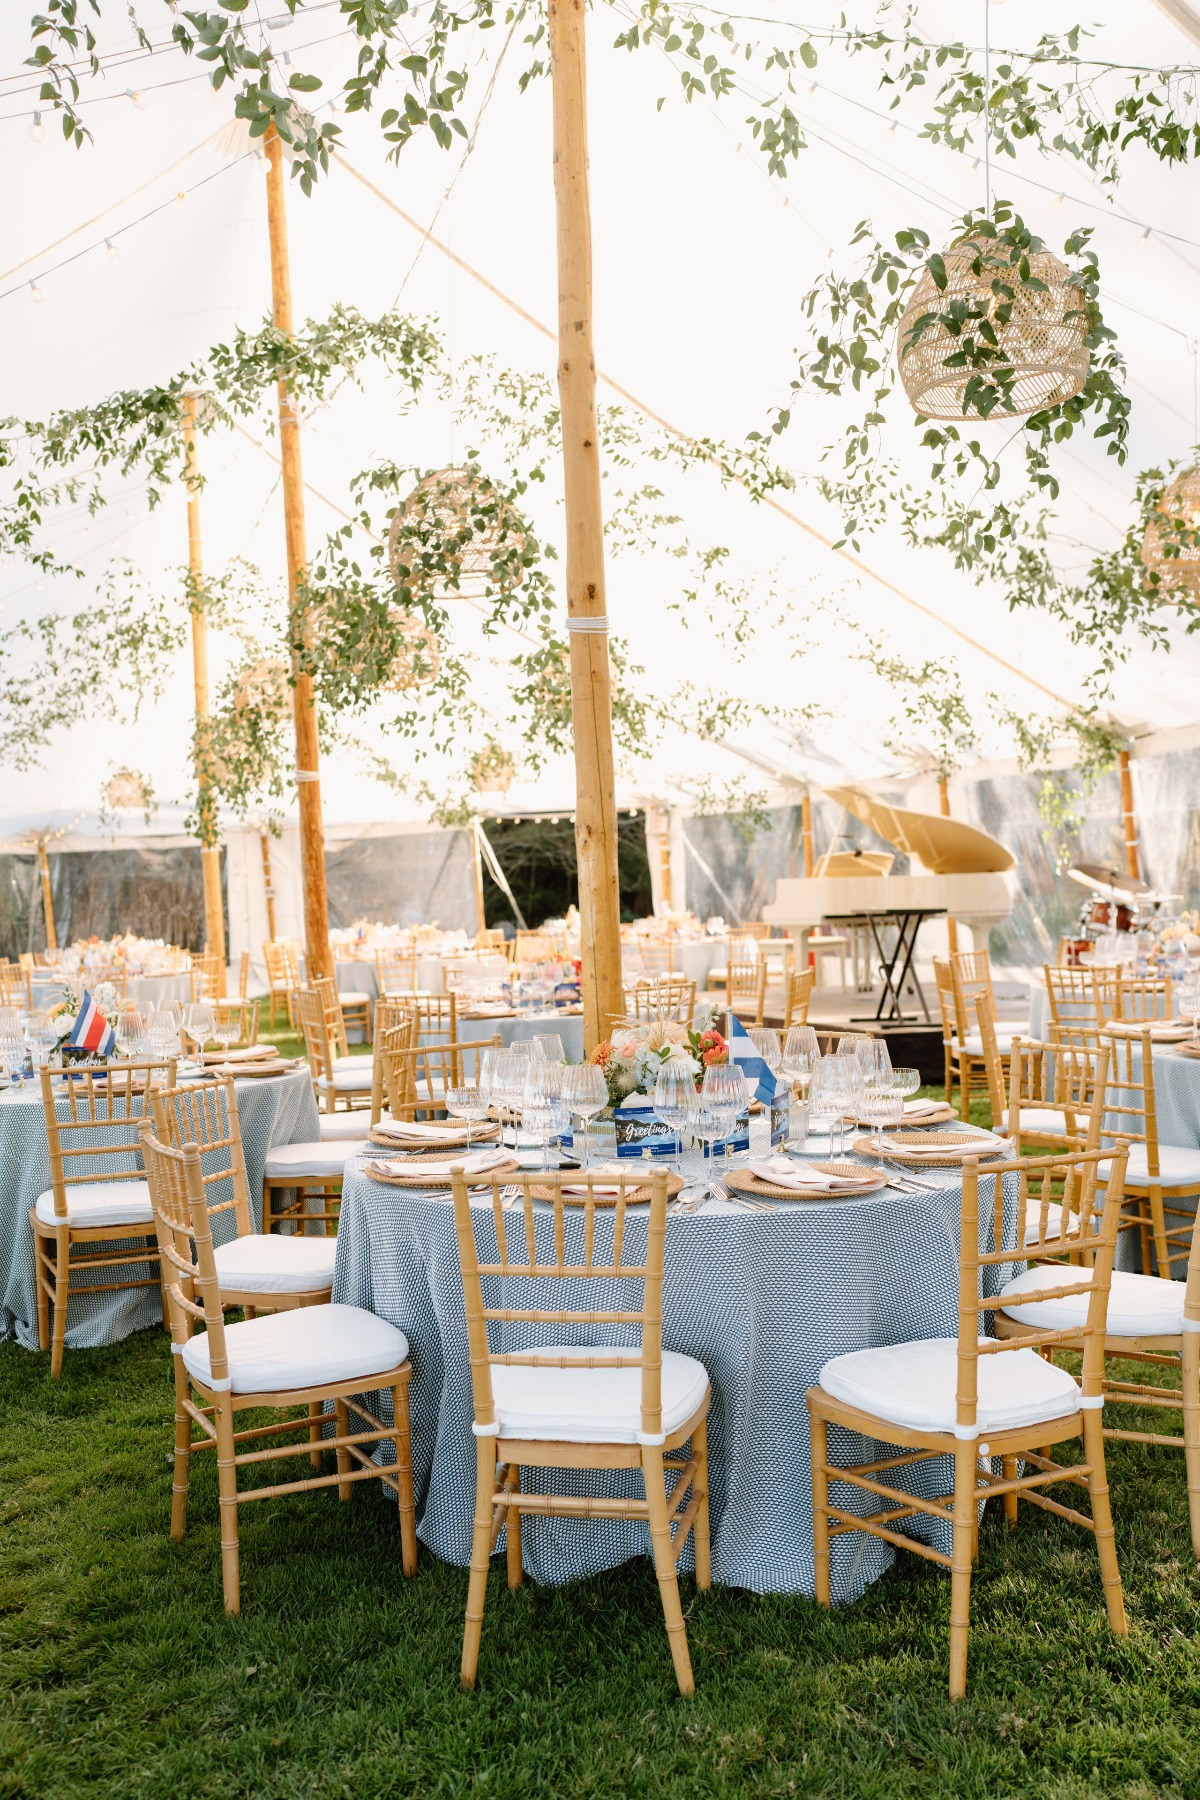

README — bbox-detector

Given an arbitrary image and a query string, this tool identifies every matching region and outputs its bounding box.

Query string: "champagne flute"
[702,1064,747,1172]
[653,1062,693,1167]
[563,1063,607,1169]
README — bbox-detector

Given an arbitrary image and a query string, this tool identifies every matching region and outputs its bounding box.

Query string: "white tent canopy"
[1,1,1198,848]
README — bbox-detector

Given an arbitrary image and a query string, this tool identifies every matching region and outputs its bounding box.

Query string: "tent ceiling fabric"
[2,1,1199,832]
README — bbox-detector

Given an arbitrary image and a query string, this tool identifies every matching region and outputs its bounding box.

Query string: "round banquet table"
[0,1066,320,1351]
[29,970,193,1013]
[332,1138,1018,1601]
[1026,985,1200,1153]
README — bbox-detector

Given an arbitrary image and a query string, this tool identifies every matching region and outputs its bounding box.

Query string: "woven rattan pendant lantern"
[1140,465,1200,602]
[383,607,442,692]
[233,658,289,712]
[388,466,527,603]
[470,741,516,797]
[104,768,151,811]
[896,235,1090,420]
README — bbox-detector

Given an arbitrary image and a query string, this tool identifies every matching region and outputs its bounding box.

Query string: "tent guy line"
[333,148,1080,714]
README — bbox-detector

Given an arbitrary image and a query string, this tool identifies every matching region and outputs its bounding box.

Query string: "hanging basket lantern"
[233,659,290,713]
[104,769,150,812]
[1140,465,1200,602]
[388,466,528,603]
[383,607,442,693]
[896,236,1090,420]
[470,742,516,797]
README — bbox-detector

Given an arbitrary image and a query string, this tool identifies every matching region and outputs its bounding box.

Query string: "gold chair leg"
[642,1444,695,1697]
[505,1465,523,1590]
[810,1410,831,1606]
[1002,1454,1019,1531]
[389,1378,418,1576]
[948,1441,977,1701]
[171,1364,193,1542]
[308,1401,324,1472]
[461,1435,498,1688]
[49,1233,70,1380]
[1082,1409,1127,1636]
[1181,1335,1200,1561]
[1149,1186,1170,1280]
[215,1402,241,1616]
[33,1230,50,1352]
[334,1399,352,1501]
[943,1049,953,1109]
[959,1060,972,1122]
[692,1418,712,1590]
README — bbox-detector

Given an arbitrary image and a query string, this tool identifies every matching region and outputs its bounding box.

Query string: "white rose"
[55,1015,73,1038]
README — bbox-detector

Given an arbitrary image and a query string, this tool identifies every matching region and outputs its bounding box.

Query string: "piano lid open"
[824,784,1015,876]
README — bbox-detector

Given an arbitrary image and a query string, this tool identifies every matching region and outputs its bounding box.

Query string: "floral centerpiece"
[590,1011,728,1110]
[1160,910,1200,956]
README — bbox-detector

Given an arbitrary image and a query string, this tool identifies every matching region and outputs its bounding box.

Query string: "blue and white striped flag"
[726,1011,778,1106]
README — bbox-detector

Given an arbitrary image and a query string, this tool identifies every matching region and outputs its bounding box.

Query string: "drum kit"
[1062,862,1182,966]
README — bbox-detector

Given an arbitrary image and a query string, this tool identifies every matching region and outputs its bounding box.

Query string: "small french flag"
[68,989,115,1058]
[726,1011,779,1107]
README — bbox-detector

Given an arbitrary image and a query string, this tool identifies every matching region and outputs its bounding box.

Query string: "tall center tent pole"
[181,392,227,967]
[263,122,332,984]
[549,0,624,1051]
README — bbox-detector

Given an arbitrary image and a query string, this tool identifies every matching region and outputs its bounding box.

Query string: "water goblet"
[748,1028,782,1074]
[532,1033,565,1066]
[115,1006,148,1061]
[653,1062,694,1167]
[446,1083,488,1153]
[563,1063,607,1169]
[685,1094,725,1170]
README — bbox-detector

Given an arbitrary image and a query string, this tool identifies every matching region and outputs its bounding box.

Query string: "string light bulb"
[29,280,43,304]
[174,189,186,204]
[1051,192,1065,213]
[105,238,119,261]
[1140,227,1152,248]
[28,111,44,143]
[126,87,150,110]
[968,158,980,177]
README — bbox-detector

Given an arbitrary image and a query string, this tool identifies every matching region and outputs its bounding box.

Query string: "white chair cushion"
[213,1232,337,1294]
[34,1179,152,1230]
[818,1335,1081,1434]
[1022,1200,1098,1246]
[489,1344,710,1444]
[264,1140,353,1180]
[999,1265,1185,1338]
[181,1302,408,1394]
[338,991,371,1005]
[318,1063,373,1094]
[318,1113,372,1142]
[1099,1143,1200,1188]
[1002,1106,1071,1136]
[954,1022,1031,1057]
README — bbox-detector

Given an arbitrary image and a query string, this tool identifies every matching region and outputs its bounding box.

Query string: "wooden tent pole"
[36,840,57,951]
[549,0,623,1051]
[471,821,488,937]
[181,393,226,967]
[259,829,278,943]
[801,791,815,879]
[263,121,332,984]
[1118,749,1141,882]
[938,774,959,956]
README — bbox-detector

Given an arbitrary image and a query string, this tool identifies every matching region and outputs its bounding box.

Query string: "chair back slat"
[783,965,815,1028]
[1113,976,1173,1023]
[39,1060,178,1219]
[140,1124,227,1375]
[381,1036,499,1122]
[451,1168,669,1439]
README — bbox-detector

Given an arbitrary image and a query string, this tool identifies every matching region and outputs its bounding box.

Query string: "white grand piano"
[764,784,1016,1021]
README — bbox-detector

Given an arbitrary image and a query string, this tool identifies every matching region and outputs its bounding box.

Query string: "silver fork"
[500,1184,523,1210]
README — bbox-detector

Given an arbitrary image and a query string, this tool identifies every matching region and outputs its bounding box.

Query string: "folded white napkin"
[215,1043,278,1063]
[747,1158,874,1192]
[380,1148,512,1178]
[561,1162,629,1197]
[903,1099,947,1118]
[374,1119,474,1141]
[875,1133,1008,1161]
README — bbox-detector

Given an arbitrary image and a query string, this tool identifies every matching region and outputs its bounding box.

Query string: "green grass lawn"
[4,1088,1200,1798]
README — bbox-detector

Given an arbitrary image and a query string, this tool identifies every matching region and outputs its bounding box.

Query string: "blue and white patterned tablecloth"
[0,1067,320,1351]
[442,1014,586,1062]
[1026,985,1200,1152]
[332,1136,1017,1600]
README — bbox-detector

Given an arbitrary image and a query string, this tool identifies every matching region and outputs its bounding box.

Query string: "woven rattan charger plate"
[1172,1038,1200,1059]
[527,1170,687,1207]
[367,1121,501,1150]
[205,1058,305,1079]
[364,1152,520,1189]
[853,1130,1007,1167]
[861,1102,956,1127]
[725,1161,886,1202]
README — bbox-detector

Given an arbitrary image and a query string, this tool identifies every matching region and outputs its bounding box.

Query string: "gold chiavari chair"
[263,939,300,1031]
[475,927,507,951]
[1095,1025,1200,1279]
[381,1037,500,1124]
[295,985,372,1115]
[622,976,696,1026]
[0,960,32,1008]
[190,950,223,1002]
[369,1005,421,1128]
[450,1165,712,1695]
[410,992,458,1044]
[1113,976,1174,1024]
[1044,962,1119,1027]
[376,949,421,997]
[810,1145,1129,1700]
[31,1057,177,1378]
[513,931,552,964]
[638,940,676,976]
[726,938,767,1028]
[971,991,1075,1155]
[140,1126,417,1614]
[947,950,1030,1121]
[998,1129,1200,1558]
[783,965,815,1029]
[150,1076,336,1313]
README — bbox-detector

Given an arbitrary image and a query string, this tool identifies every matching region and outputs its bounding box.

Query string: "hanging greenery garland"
[1140,465,1200,603]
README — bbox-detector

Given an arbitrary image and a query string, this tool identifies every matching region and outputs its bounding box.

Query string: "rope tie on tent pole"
[294,770,320,783]
[566,616,609,634]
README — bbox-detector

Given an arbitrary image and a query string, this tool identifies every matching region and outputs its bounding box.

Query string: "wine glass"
[748,1028,782,1074]
[782,1025,819,1095]
[184,1001,215,1058]
[702,1064,747,1171]
[563,1063,607,1169]
[654,1062,693,1166]
[686,1093,726,1172]
[497,1051,529,1148]
[26,1010,56,1072]
[810,1054,862,1159]
[859,1082,904,1166]
[890,1067,922,1111]
[532,1032,565,1066]
[836,1033,871,1063]
[446,1083,488,1152]
[1180,972,1200,1041]
[858,1036,893,1089]
[115,1005,148,1061]
[0,1019,26,1090]
[212,1007,241,1058]
[148,1006,181,1061]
